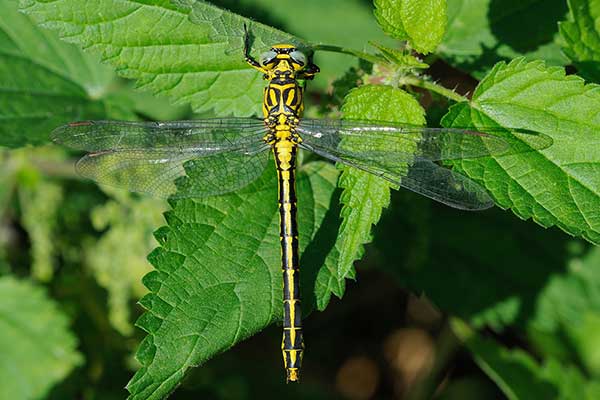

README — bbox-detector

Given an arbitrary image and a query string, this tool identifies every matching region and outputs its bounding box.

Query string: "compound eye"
[260,50,277,66]
[289,50,306,66]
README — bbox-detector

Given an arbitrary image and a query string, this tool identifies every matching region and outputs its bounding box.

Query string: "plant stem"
[313,43,468,104]
[401,76,468,103]
[312,43,385,65]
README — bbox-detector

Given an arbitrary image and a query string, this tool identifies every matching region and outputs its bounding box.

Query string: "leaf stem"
[312,44,385,65]
[400,76,467,103]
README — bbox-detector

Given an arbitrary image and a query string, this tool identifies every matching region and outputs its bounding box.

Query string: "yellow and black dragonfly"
[52,29,551,382]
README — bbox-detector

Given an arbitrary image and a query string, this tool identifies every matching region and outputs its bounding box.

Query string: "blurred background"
[2,0,597,399]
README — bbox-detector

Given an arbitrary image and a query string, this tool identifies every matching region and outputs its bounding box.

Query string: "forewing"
[297,119,545,210]
[52,118,268,152]
[297,119,552,162]
[55,118,271,199]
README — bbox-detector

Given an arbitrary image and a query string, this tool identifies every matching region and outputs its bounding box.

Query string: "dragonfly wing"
[301,142,493,210]
[297,119,552,162]
[297,118,552,210]
[76,146,271,199]
[52,118,268,152]
[54,117,272,199]
[399,160,494,210]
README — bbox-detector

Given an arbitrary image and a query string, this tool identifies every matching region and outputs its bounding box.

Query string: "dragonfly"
[52,26,552,383]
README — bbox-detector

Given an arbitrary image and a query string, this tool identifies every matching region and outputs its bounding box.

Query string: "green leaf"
[452,318,558,400]
[0,0,120,147]
[374,0,447,54]
[369,41,429,69]
[109,83,192,122]
[324,85,425,308]
[531,246,600,376]
[560,0,600,82]
[86,187,166,336]
[442,58,600,244]
[127,162,340,399]
[0,276,82,400]
[440,0,569,78]
[453,318,600,400]
[540,358,600,400]
[21,0,299,117]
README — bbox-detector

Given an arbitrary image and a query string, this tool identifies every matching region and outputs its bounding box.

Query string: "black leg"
[243,23,266,72]
[299,62,320,80]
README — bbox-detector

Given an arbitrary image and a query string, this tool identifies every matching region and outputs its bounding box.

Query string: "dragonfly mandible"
[52,26,552,383]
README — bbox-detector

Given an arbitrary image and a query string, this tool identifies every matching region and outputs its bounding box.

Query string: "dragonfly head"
[260,45,308,78]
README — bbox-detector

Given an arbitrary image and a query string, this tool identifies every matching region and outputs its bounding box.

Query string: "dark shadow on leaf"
[574,61,600,83]
[208,0,288,32]
[488,0,567,54]
[373,187,574,332]
[449,43,513,78]
[300,185,343,315]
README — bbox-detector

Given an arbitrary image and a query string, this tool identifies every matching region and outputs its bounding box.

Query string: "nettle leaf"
[0,277,82,400]
[374,0,447,54]
[440,0,569,78]
[323,85,425,308]
[442,58,600,244]
[370,41,429,69]
[0,0,118,147]
[127,162,339,399]
[20,0,298,116]
[560,0,600,82]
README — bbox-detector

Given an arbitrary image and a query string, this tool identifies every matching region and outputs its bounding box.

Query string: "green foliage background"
[2,0,600,398]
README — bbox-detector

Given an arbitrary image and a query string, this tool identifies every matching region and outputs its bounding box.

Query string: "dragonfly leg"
[263,132,276,144]
[243,24,268,75]
[291,132,302,144]
[297,63,320,80]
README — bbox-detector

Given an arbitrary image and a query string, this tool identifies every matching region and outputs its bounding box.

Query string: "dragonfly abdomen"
[274,143,303,383]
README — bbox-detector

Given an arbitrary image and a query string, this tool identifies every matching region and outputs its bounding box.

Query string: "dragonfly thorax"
[272,60,296,80]
[262,76,304,122]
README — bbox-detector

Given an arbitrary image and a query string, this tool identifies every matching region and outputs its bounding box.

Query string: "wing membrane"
[301,142,493,210]
[52,118,268,152]
[55,118,270,198]
[297,119,552,210]
[297,119,552,162]
[76,147,270,199]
